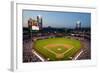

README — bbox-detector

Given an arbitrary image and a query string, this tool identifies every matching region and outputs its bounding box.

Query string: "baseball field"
[33,37,81,61]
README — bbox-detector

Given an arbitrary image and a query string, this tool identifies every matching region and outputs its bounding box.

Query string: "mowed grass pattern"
[34,37,81,61]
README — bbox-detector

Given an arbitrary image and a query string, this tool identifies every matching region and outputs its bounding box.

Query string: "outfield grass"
[33,37,81,61]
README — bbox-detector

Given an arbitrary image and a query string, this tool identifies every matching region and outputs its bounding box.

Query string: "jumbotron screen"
[32,26,39,30]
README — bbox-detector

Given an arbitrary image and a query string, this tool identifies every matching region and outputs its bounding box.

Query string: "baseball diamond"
[33,37,82,61]
[23,10,91,62]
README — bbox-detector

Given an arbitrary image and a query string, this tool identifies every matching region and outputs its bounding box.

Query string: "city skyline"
[23,10,91,28]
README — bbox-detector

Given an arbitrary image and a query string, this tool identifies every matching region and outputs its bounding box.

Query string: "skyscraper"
[28,18,33,29]
[76,20,81,30]
[37,15,43,30]
[28,18,33,38]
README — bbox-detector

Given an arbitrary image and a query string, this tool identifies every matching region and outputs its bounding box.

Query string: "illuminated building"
[28,18,33,30]
[37,15,43,30]
[76,20,81,30]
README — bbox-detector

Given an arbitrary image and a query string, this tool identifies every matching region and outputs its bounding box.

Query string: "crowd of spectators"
[23,39,41,62]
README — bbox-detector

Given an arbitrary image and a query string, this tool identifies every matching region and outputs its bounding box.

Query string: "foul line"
[72,49,84,60]
[44,48,57,55]
[63,48,73,55]
[32,50,45,62]
[44,47,74,56]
